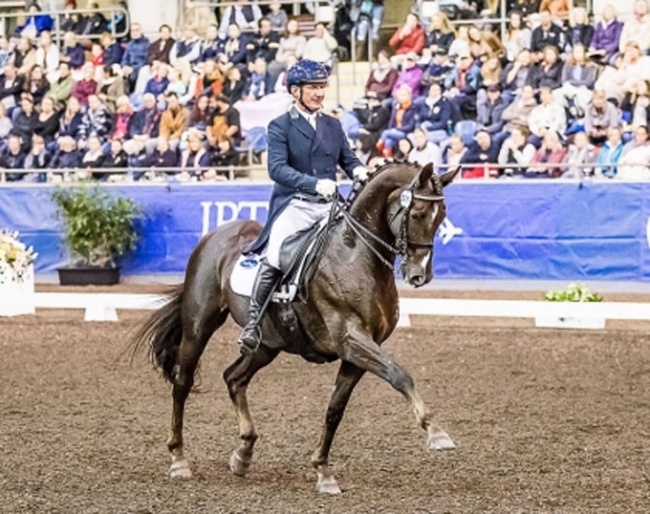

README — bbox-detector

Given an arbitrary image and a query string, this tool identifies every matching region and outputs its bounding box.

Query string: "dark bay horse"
[131,161,459,494]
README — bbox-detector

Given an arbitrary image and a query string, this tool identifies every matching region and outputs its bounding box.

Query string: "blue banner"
[1,182,649,280]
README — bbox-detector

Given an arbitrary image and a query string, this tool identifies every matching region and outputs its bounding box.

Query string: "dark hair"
[166,91,179,100]
[284,17,300,38]
[159,24,172,32]
[258,17,271,28]
[103,63,115,76]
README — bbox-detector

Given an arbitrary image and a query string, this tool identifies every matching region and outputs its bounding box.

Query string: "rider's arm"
[335,119,365,180]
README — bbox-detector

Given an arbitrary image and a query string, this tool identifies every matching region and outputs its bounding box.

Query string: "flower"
[0,230,37,283]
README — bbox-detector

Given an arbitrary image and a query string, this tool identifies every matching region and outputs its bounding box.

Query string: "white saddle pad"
[231,255,264,298]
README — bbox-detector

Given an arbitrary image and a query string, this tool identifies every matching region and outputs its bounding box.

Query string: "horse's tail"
[129,284,185,384]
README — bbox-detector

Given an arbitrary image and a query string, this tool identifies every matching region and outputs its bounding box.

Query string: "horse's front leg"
[341,323,456,452]
[311,361,366,494]
[223,344,279,477]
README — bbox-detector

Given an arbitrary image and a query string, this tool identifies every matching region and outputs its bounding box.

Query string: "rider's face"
[297,83,326,111]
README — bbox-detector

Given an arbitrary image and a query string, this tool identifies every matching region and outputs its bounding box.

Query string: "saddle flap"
[278,222,323,277]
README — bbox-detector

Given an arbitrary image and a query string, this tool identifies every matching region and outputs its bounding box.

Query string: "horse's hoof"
[169,459,192,479]
[316,474,342,495]
[428,431,456,451]
[229,451,251,477]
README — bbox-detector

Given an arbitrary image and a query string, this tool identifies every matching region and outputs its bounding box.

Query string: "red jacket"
[389,25,425,56]
[71,79,97,106]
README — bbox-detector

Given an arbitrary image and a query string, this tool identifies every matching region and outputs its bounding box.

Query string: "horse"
[130,160,460,494]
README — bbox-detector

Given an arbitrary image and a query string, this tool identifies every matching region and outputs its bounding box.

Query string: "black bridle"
[336,176,445,270]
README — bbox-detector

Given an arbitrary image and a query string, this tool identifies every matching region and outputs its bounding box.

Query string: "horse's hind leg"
[223,344,279,477]
[168,309,229,479]
[311,361,365,494]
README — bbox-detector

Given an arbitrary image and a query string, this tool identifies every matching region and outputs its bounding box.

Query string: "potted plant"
[535,283,605,329]
[51,186,141,286]
[0,230,37,315]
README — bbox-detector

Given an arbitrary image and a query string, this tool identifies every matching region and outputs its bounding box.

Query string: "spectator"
[589,5,623,64]
[391,52,423,99]
[166,66,188,98]
[121,23,151,91]
[444,134,466,169]
[106,0,129,39]
[14,37,36,77]
[220,24,249,70]
[498,125,536,177]
[210,137,239,178]
[409,127,442,167]
[16,2,53,39]
[595,42,647,104]
[444,49,481,120]
[562,131,597,177]
[0,36,13,71]
[388,13,425,62]
[206,94,241,146]
[218,0,262,40]
[82,135,106,174]
[621,79,650,129]
[303,22,338,65]
[24,64,48,105]
[159,92,188,151]
[529,45,563,91]
[34,31,59,82]
[60,0,85,35]
[97,64,125,114]
[426,12,455,55]
[13,94,38,147]
[448,24,470,59]
[420,48,453,89]
[200,24,221,62]
[0,64,25,110]
[267,2,287,33]
[460,129,500,178]
[193,58,223,100]
[393,137,413,160]
[554,44,597,116]
[0,102,14,142]
[187,94,212,133]
[33,95,60,143]
[417,82,452,145]
[144,63,170,100]
[246,18,280,64]
[181,0,215,39]
[1,134,26,181]
[354,133,377,165]
[57,96,83,140]
[585,89,620,145]
[222,66,246,104]
[71,62,98,106]
[101,138,128,170]
[616,124,650,179]
[539,0,570,18]
[568,7,594,49]
[145,137,178,170]
[377,85,417,157]
[595,126,624,177]
[78,94,113,143]
[51,135,81,169]
[110,95,134,141]
[365,50,398,100]
[504,10,531,62]
[180,130,210,179]
[529,86,566,143]
[128,92,161,142]
[170,26,202,66]
[619,0,650,54]
[502,49,534,99]
[468,25,504,61]
[125,138,148,179]
[148,25,175,66]
[242,57,272,101]
[60,32,85,71]
[355,0,385,60]
[502,84,538,132]
[357,91,390,146]
[477,85,507,137]
[78,2,108,41]
[268,19,306,85]
[531,11,566,57]
[100,32,124,68]
[528,130,567,177]
[49,62,74,108]
[94,42,109,72]
[479,56,502,90]
[23,134,50,182]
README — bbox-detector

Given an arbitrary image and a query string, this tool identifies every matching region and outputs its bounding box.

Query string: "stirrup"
[238,325,262,355]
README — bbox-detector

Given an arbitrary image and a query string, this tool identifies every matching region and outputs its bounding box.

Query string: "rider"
[238,59,369,354]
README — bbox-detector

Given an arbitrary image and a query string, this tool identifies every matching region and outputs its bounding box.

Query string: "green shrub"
[544,283,603,302]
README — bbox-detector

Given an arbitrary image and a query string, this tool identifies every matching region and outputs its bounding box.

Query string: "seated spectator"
[585,89,620,146]
[82,135,107,176]
[78,94,113,143]
[0,134,26,181]
[101,138,128,170]
[24,64,49,105]
[12,94,38,147]
[568,7,594,49]
[616,124,650,179]
[159,92,188,150]
[468,25,505,62]
[246,18,280,64]
[479,56,502,91]
[303,22,338,65]
[0,36,13,72]
[23,134,50,182]
[365,50,398,100]
[460,129,500,178]
[448,24,470,59]
[180,130,210,179]
[443,49,481,119]
[358,91,390,146]
[477,85,507,140]
[0,64,24,110]
[33,95,61,143]
[562,131,597,177]
[100,32,124,68]
[528,131,567,178]
[106,0,129,39]
[166,66,188,98]
[78,2,108,41]
[388,13,425,63]
[242,58,272,101]
[148,24,175,66]
[554,44,596,117]
[502,84,538,132]
[110,95,134,141]
[60,32,85,71]
[206,94,241,146]
[14,37,36,77]
[268,2,287,33]
[595,127,624,177]
[170,25,202,66]
[144,62,171,100]
[128,93,161,143]
[125,138,149,180]
[501,50,534,100]
[89,42,104,71]
[416,82,452,145]
[377,85,417,157]
[529,46,563,91]
[60,0,85,35]
[71,63,98,106]
[620,80,650,129]
[530,11,566,58]
[144,137,178,171]
[57,96,83,140]
[219,24,249,70]
[391,52,423,99]
[444,134,466,169]
[393,137,413,161]
[420,48,453,90]
[0,102,14,142]
[426,12,455,55]
[218,0,262,40]
[181,0,214,40]
[498,125,536,177]
[51,135,81,169]
[539,0,570,17]
[121,23,151,91]
[409,127,442,167]
[268,19,306,86]
[187,94,212,133]
[193,58,223,100]
[223,66,246,104]
[48,62,74,108]
[97,65,125,114]
[34,31,59,82]
[354,133,377,165]
[529,87,567,145]
[595,42,648,104]
[209,136,239,178]
[504,10,531,62]
[16,2,52,39]
[198,24,220,62]
[618,0,650,54]
[589,5,623,64]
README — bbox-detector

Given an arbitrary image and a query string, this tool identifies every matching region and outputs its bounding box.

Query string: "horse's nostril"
[412,275,425,287]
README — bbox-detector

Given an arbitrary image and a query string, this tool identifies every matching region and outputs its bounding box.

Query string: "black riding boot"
[238,260,281,354]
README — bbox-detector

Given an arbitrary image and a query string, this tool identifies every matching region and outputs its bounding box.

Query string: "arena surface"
[2,289,650,513]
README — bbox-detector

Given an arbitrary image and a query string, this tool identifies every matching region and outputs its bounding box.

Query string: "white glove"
[315,179,337,199]
[353,166,369,182]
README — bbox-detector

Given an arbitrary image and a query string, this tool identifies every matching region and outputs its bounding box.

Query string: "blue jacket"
[63,44,86,69]
[416,97,452,132]
[104,42,124,67]
[17,14,53,36]
[121,36,150,71]
[247,108,362,254]
[388,103,417,133]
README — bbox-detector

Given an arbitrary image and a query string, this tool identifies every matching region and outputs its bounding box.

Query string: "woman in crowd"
[145,137,179,172]
[222,66,246,104]
[426,12,455,55]
[210,136,238,176]
[111,95,134,142]
[377,85,417,157]
[589,4,623,64]
[448,24,470,58]
[97,64,125,114]
[617,125,650,179]
[24,64,49,105]
[187,94,212,133]
[393,137,414,160]
[101,138,128,172]
[554,44,596,116]
[502,84,538,133]
[568,7,594,49]
[23,134,50,182]
[179,130,210,179]
[71,62,98,106]
[268,18,306,84]
[365,50,398,100]
[83,135,107,179]
[527,131,567,178]
[33,95,60,143]
[57,96,83,142]
[504,10,531,62]
[34,31,59,82]
[194,58,223,100]
[620,80,650,129]
[530,45,563,91]
[13,94,38,149]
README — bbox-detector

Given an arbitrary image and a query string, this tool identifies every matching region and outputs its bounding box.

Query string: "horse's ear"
[417,163,434,187]
[440,165,461,188]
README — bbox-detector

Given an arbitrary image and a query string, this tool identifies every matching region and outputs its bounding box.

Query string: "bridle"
[336,175,445,270]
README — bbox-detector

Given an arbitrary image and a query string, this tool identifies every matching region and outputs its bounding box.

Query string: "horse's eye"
[410,211,426,221]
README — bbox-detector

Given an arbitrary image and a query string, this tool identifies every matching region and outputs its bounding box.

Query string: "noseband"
[337,175,444,270]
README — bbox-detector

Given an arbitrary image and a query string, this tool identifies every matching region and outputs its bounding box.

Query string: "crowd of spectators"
[346,1,650,180]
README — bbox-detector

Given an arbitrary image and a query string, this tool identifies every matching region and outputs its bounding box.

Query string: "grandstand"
[0,0,647,182]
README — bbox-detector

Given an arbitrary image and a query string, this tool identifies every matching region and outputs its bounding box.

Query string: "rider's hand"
[353,166,369,182]
[315,179,337,199]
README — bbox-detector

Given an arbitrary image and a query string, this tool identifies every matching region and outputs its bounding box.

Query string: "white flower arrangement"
[0,230,38,284]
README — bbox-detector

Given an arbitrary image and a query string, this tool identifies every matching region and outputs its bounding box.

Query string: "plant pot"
[0,264,35,316]
[57,266,121,286]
